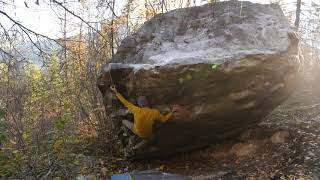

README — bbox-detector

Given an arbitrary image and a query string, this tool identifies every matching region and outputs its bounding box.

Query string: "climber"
[110,86,179,150]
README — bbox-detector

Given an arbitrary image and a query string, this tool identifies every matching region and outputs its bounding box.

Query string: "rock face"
[98,1,301,159]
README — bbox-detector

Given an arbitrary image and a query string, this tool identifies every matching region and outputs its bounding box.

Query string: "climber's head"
[137,96,149,107]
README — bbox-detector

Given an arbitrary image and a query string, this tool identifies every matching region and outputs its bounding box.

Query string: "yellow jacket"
[115,92,172,138]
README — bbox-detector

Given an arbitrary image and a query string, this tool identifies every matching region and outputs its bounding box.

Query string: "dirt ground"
[126,122,319,179]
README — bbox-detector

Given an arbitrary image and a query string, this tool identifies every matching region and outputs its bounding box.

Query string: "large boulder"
[98,1,301,159]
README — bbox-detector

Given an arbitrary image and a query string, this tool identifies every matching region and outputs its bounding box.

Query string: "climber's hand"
[110,85,117,93]
[171,104,181,113]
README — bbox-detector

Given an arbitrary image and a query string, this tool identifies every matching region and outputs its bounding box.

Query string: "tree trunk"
[110,0,115,59]
[295,0,302,29]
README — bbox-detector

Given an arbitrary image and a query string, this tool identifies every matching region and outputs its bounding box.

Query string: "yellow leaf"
[211,64,219,70]
[53,139,64,152]
[186,74,192,81]
[22,132,28,140]
[63,101,72,109]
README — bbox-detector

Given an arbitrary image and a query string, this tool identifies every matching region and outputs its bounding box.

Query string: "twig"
[0,10,60,43]
[98,0,119,18]
[51,0,108,42]
[0,47,14,59]
[295,103,320,110]
[285,103,320,112]
[0,23,26,60]
[0,9,64,57]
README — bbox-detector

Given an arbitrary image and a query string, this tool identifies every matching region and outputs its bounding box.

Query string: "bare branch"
[0,47,14,59]
[51,0,108,42]
[0,23,26,60]
[0,10,60,43]
[0,9,65,58]
[0,10,88,63]
[14,23,46,56]
[104,0,119,18]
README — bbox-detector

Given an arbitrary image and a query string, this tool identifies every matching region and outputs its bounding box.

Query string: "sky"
[0,0,316,40]
[2,1,65,38]
[1,0,123,38]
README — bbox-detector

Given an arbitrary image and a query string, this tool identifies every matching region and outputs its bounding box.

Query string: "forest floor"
[79,68,320,180]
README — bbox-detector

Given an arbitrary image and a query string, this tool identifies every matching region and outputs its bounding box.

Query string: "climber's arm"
[111,86,139,113]
[161,111,173,123]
